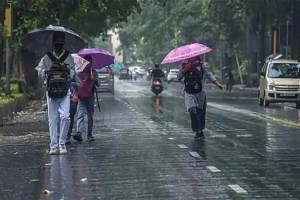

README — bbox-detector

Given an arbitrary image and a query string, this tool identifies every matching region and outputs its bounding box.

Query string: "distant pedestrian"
[224,68,234,92]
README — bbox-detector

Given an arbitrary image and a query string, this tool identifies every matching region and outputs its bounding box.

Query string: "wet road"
[0,78,300,199]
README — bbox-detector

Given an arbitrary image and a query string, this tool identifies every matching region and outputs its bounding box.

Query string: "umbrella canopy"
[71,54,90,73]
[161,43,212,65]
[78,48,114,69]
[22,25,85,55]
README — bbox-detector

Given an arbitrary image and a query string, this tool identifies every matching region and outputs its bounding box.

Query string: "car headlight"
[268,85,275,90]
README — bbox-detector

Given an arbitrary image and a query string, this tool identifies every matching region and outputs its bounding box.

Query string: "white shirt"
[35,50,75,83]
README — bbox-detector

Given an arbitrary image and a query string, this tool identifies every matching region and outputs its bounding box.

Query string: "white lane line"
[236,134,252,137]
[168,138,175,140]
[189,151,201,158]
[178,144,188,149]
[209,134,227,138]
[228,184,248,194]
[206,166,221,173]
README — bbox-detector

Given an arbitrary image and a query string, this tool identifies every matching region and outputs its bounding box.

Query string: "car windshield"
[97,67,109,74]
[170,70,179,74]
[268,63,300,78]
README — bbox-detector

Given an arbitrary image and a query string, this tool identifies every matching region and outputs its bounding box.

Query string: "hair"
[53,31,65,43]
[83,55,92,62]
[155,63,159,68]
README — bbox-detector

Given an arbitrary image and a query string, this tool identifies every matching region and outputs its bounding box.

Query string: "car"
[167,69,180,83]
[129,66,146,78]
[96,66,114,93]
[258,54,300,108]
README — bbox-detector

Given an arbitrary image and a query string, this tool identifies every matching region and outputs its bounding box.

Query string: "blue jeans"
[76,97,94,136]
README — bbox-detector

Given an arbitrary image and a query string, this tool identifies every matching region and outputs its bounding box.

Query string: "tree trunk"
[0,0,6,78]
[259,0,267,72]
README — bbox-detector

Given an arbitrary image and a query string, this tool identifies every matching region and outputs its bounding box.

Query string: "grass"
[0,83,24,106]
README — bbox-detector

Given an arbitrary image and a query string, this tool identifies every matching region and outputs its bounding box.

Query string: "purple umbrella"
[78,48,114,69]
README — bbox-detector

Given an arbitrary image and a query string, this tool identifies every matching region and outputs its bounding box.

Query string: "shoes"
[65,138,71,145]
[73,133,83,142]
[49,148,59,155]
[87,135,95,141]
[194,131,205,139]
[59,144,67,154]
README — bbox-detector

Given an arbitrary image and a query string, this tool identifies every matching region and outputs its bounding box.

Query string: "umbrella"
[22,25,85,55]
[78,48,114,69]
[71,54,90,73]
[161,43,212,65]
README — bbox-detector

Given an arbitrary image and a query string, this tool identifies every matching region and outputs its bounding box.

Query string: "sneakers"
[194,131,205,139]
[65,138,71,145]
[87,135,95,141]
[73,133,83,142]
[59,144,67,154]
[49,148,58,155]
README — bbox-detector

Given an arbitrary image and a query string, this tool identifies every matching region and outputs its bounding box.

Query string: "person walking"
[178,56,223,139]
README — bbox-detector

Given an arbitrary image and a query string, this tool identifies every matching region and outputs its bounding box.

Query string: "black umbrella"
[22,25,85,56]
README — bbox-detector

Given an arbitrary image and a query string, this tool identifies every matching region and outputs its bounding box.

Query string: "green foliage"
[8,0,140,49]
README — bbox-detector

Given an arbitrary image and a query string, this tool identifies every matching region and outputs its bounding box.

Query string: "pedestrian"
[65,73,80,145]
[73,55,99,142]
[178,56,223,139]
[225,67,234,92]
[35,31,75,154]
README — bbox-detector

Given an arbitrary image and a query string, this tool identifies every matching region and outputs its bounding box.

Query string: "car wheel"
[296,102,300,109]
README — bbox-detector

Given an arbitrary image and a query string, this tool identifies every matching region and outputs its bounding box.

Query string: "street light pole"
[286,19,289,58]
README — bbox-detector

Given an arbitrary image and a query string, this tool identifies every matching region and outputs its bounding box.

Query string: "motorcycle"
[151,78,163,95]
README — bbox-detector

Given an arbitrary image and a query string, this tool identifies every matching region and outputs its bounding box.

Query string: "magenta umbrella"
[161,43,212,65]
[78,48,115,69]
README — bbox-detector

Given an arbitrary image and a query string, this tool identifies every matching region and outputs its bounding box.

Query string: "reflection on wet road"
[0,78,300,199]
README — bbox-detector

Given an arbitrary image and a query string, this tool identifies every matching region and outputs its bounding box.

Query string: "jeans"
[76,97,95,136]
[188,101,206,132]
[67,101,78,139]
[46,94,70,149]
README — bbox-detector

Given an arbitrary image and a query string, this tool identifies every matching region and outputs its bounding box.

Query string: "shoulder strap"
[46,51,70,63]
[59,51,70,62]
[46,52,59,62]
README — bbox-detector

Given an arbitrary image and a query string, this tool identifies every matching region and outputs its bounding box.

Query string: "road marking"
[254,112,300,128]
[236,134,252,137]
[168,138,175,140]
[178,144,188,149]
[210,134,227,138]
[206,166,221,173]
[189,151,201,158]
[228,184,248,194]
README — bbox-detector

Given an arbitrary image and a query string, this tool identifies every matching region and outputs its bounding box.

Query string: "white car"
[167,69,180,83]
[129,66,146,77]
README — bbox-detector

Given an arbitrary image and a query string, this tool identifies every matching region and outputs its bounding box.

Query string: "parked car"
[258,54,300,108]
[96,66,114,93]
[167,69,180,83]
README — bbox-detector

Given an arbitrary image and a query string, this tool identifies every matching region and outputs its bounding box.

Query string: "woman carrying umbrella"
[161,43,223,139]
[178,56,223,139]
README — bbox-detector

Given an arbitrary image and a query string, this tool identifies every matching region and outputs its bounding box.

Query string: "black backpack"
[184,64,203,94]
[46,51,70,98]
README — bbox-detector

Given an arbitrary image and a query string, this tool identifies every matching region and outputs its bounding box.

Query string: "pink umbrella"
[78,48,114,69]
[161,43,212,65]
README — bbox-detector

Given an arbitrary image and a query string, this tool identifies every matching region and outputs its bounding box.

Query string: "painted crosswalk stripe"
[236,134,252,137]
[189,151,201,158]
[206,166,221,173]
[228,184,247,194]
[178,144,188,149]
[168,138,175,140]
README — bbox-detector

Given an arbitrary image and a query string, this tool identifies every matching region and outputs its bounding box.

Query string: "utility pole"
[4,1,12,95]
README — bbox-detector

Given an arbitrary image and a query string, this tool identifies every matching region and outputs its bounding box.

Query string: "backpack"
[46,51,70,99]
[184,63,203,94]
[77,70,94,99]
